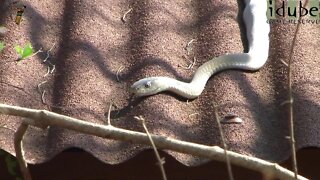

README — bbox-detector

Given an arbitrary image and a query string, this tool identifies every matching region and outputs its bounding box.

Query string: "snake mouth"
[130,86,162,97]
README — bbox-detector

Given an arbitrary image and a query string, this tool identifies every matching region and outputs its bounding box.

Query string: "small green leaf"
[14,45,24,57]
[22,43,33,59]
[0,42,5,52]
[14,43,34,60]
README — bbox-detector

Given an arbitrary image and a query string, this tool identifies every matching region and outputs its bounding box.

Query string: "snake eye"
[144,82,151,88]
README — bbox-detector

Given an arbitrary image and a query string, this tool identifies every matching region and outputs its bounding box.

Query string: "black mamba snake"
[131,0,270,99]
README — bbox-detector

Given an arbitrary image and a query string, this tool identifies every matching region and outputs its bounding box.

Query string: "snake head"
[130,77,163,97]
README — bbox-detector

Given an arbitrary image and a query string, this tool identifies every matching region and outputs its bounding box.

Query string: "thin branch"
[180,56,197,70]
[185,38,196,56]
[213,104,234,180]
[220,115,243,124]
[41,90,46,104]
[280,59,288,67]
[50,65,55,74]
[14,123,31,180]
[188,112,199,118]
[121,8,133,23]
[0,103,308,180]
[0,81,35,98]
[37,81,48,105]
[106,102,112,126]
[43,43,56,63]
[43,66,50,77]
[37,81,47,94]
[135,116,167,180]
[116,66,124,82]
[286,1,309,178]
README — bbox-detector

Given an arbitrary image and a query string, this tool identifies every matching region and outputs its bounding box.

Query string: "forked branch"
[0,103,308,180]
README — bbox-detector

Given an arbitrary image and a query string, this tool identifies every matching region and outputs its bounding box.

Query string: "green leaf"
[22,43,33,59]
[14,43,34,60]
[0,42,5,52]
[14,45,24,57]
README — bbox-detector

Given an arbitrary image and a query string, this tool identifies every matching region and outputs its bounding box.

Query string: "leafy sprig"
[14,43,34,60]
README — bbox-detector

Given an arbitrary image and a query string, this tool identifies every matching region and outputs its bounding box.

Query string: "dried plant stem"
[213,104,234,180]
[43,66,50,77]
[107,102,112,126]
[0,103,308,180]
[185,38,196,55]
[43,43,56,63]
[14,123,31,180]
[135,116,167,180]
[286,1,309,178]
[116,66,124,82]
[121,8,133,23]
[180,56,197,70]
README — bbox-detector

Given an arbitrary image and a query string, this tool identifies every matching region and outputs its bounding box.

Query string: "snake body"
[131,0,270,99]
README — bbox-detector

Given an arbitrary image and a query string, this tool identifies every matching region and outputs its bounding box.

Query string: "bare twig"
[281,98,293,106]
[116,66,124,82]
[280,59,288,67]
[43,43,56,63]
[121,8,133,23]
[188,112,199,118]
[50,65,55,74]
[135,116,167,180]
[37,81,47,105]
[107,102,112,126]
[0,104,308,180]
[41,90,46,104]
[220,115,243,124]
[185,39,196,56]
[213,104,234,180]
[37,81,47,94]
[286,1,309,178]
[180,57,197,70]
[14,123,31,180]
[43,66,50,77]
[0,125,16,132]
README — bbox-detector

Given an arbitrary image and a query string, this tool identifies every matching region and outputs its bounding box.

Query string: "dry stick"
[43,66,50,77]
[280,59,288,67]
[180,39,197,70]
[286,1,308,178]
[37,81,47,94]
[213,104,234,180]
[50,65,55,74]
[185,38,196,56]
[1,81,33,97]
[0,104,308,180]
[37,81,47,105]
[0,126,16,133]
[188,112,199,118]
[43,43,56,77]
[14,123,32,180]
[43,43,56,63]
[106,102,112,126]
[180,57,197,70]
[121,8,133,23]
[41,90,46,104]
[187,57,197,70]
[116,66,124,82]
[135,116,167,180]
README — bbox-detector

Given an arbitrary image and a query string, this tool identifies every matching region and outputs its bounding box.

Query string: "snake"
[130,0,270,99]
